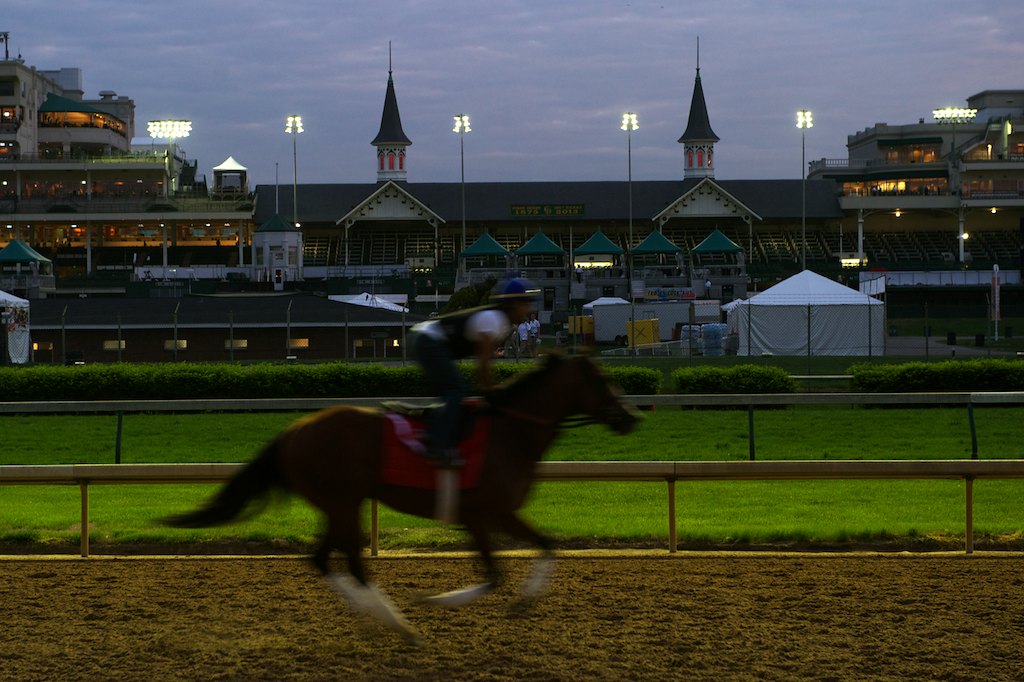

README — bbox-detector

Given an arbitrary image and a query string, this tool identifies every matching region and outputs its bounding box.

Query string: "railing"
[2,459,1022,557]
[3,393,1023,557]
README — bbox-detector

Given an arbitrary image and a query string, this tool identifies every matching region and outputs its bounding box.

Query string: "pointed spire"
[372,43,411,182]
[679,38,718,144]
[679,37,718,179]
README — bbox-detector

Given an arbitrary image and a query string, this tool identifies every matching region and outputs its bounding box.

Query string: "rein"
[492,405,600,430]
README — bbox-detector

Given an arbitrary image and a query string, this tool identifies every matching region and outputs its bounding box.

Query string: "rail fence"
[2,393,1024,557]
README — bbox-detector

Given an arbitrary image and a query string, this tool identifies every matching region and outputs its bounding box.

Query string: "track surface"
[1,553,1022,680]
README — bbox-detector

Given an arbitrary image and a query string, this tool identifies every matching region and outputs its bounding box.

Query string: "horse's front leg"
[495,512,556,602]
[419,519,498,608]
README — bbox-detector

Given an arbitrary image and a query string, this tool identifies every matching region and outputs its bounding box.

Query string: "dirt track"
[1,553,1022,681]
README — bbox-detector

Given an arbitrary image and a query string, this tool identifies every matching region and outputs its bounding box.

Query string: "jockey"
[408,278,539,521]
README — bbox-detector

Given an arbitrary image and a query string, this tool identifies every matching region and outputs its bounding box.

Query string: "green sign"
[510,204,585,218]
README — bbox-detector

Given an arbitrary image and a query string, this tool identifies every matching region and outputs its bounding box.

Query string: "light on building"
[932,107,978,123]
[894,209,901,218]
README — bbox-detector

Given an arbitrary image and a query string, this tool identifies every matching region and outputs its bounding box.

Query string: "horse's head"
[557,354,639,435]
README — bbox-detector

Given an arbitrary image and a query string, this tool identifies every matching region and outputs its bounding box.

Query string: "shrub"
[849,359,1024,392]
[671,365,798,394]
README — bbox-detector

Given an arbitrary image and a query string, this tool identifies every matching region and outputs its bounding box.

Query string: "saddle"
[379,400,491,490]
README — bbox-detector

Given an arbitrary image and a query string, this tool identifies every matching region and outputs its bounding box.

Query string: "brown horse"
[164,353,638,642]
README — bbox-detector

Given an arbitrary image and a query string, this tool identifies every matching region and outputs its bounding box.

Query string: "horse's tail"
[162,439,284,528]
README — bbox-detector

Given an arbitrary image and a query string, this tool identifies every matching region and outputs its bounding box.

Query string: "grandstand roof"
[255,179,843,226]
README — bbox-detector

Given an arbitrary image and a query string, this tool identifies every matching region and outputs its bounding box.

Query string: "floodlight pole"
[796,110,813,272]
[933,107,978,266]
[453,114,471,255]
[622,113,638,355]
[286,115,304,229]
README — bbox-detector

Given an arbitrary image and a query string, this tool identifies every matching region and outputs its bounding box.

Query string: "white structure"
[729,270,885,356]
[329,292,409,312]
[251,215,303,289]
[1,288,30,364]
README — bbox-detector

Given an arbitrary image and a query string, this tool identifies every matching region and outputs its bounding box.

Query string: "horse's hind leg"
[319,509,421,645]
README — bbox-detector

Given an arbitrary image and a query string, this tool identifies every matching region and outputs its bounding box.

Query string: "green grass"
[2,407,1023,551]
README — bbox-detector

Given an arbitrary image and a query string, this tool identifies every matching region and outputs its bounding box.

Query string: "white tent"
[328,292,409,313]
[728,270,885,356]
[582,296,630,311]
[1,289,30,364]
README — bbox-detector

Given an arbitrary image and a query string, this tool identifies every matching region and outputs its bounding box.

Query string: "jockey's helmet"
[492,278,540,301]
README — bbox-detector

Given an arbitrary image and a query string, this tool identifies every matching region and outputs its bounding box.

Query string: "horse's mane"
[487,352,568,408]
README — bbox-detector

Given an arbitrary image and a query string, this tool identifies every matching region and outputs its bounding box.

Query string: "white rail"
[2,459,1022,557]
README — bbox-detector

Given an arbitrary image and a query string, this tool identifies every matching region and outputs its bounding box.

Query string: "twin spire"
[372,45,411,182]
[678,38,718,179]
[372,42,717,183]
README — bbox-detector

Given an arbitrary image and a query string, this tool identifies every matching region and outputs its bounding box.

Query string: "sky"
[6,1,1024,189]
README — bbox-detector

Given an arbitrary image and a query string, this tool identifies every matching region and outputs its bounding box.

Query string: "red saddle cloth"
[380,412,490,490]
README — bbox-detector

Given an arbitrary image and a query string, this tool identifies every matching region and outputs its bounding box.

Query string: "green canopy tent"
[461,231,511,258]
[632,230,681,255]
[0,240,53,276]
[632,229,683,275]
[515,231,565,269]
[573,229,624,256]
[460,231,512,277]
[691,229,743,254]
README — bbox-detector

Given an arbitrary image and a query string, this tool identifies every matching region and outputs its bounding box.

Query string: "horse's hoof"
[419,583,493,608]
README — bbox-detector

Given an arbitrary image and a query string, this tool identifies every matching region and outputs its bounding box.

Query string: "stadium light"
[796,109,813,271]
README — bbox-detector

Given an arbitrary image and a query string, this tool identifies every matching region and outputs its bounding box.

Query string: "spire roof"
[678,68,719,143]
[372,71,411,146]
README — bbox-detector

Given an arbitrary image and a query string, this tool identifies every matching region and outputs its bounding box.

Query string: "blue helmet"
[492,278,540,301]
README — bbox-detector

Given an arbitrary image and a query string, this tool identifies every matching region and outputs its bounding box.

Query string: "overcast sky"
[6,1,1024,189]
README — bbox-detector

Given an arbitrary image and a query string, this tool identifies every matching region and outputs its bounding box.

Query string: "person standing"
[408,278,538,521]
[528,312,541,355]
[517,317,531,358]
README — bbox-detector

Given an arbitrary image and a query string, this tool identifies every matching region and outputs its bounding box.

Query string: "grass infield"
[2,407,1023,551]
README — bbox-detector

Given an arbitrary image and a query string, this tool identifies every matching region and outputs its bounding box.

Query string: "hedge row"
[671,366,799,394]
[0,361,662,401]
[849,359,1024,392]
[2,359,1018,401]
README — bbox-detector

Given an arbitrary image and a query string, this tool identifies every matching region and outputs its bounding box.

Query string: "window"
[163,339,187,351]
[224,339,248,350]
[289,338,310,350]
[388,152,396,170]
[102,340,126,351]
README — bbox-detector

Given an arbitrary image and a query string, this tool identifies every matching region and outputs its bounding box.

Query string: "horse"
[163,353,638,643]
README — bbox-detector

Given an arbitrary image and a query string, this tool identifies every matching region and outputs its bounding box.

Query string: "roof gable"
[336,181,444,226]
[655,178,762,224]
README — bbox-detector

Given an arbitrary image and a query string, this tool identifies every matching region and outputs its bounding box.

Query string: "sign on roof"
[510,204,584,217]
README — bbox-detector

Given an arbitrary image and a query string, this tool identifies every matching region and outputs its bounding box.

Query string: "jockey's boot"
[434,452,461,524]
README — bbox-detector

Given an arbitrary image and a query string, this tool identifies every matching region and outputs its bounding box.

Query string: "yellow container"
[627,318,659,347]
[568,315,594,335]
